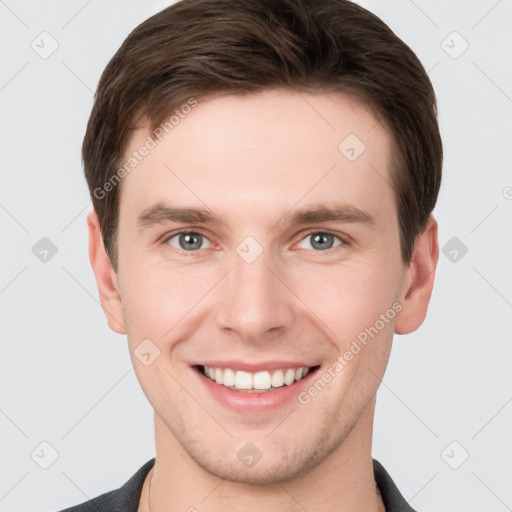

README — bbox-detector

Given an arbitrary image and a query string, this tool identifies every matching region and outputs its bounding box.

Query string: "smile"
[196,364,319,393]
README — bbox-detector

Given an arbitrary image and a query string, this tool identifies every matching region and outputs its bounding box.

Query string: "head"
[86,0,441,485]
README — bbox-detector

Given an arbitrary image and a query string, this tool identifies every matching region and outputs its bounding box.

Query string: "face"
[90,89,434,485]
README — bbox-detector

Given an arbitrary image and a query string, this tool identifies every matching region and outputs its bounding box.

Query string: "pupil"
[181,233,201,250]
[312,233,332,250]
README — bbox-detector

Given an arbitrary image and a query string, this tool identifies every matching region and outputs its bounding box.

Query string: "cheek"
[293,257,401,337]
[120,260,214,341]
[297,262,398,403]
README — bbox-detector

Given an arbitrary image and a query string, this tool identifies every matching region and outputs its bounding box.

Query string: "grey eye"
[167,232,211,251]
[298,232,342,251]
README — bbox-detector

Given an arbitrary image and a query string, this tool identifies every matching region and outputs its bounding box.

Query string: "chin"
[189,438,332,486]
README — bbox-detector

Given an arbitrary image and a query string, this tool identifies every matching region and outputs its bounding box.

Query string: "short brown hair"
[83,0,442,271]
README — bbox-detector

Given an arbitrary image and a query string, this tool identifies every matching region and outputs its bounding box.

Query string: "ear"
[87,209,126,335]
[395,216,439,335]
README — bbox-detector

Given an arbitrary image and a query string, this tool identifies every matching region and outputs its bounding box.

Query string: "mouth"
[193,364,321,393]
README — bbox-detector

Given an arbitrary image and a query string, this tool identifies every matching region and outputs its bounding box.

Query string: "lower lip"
[193,366,319,413]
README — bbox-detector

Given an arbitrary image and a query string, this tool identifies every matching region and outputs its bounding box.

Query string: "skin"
[88,89,439,512]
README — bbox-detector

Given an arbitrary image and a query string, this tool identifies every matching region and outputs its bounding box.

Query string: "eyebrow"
[137,204,223,230]
[136,202,375,231]
[288,203,375,226]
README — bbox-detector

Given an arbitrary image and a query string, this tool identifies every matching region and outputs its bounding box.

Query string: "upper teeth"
[202,365,311,390]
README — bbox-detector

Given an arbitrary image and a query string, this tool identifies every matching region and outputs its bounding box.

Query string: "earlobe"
[87,209,126,335]
[395,217,439,335]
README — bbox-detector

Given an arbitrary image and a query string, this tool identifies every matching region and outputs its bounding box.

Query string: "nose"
[215,248,296,344]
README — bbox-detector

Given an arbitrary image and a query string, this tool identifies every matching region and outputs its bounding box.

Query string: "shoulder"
[56,458,155,512]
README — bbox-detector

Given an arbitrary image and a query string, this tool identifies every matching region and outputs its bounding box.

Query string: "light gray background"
[1,1,511,511]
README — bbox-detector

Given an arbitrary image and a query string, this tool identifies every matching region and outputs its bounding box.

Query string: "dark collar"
[373,458,417,512]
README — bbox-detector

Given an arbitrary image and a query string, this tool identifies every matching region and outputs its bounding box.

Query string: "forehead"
[118,89,395,229]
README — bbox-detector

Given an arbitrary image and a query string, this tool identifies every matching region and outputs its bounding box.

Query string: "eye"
[297,231,344,251]
[165,231,213,252]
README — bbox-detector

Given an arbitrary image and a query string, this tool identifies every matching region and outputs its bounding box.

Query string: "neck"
[140,398,384,512]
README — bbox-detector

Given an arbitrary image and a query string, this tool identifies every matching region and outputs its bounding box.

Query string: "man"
[60,0,442,510]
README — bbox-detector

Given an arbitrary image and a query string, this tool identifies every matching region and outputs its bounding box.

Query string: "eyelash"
[161,229,350,256]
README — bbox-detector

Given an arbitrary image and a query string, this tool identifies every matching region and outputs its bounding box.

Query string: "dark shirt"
[57,458,417,512]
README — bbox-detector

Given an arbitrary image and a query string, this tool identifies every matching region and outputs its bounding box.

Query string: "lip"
[190,360,317,372]
[192,364,320,413]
